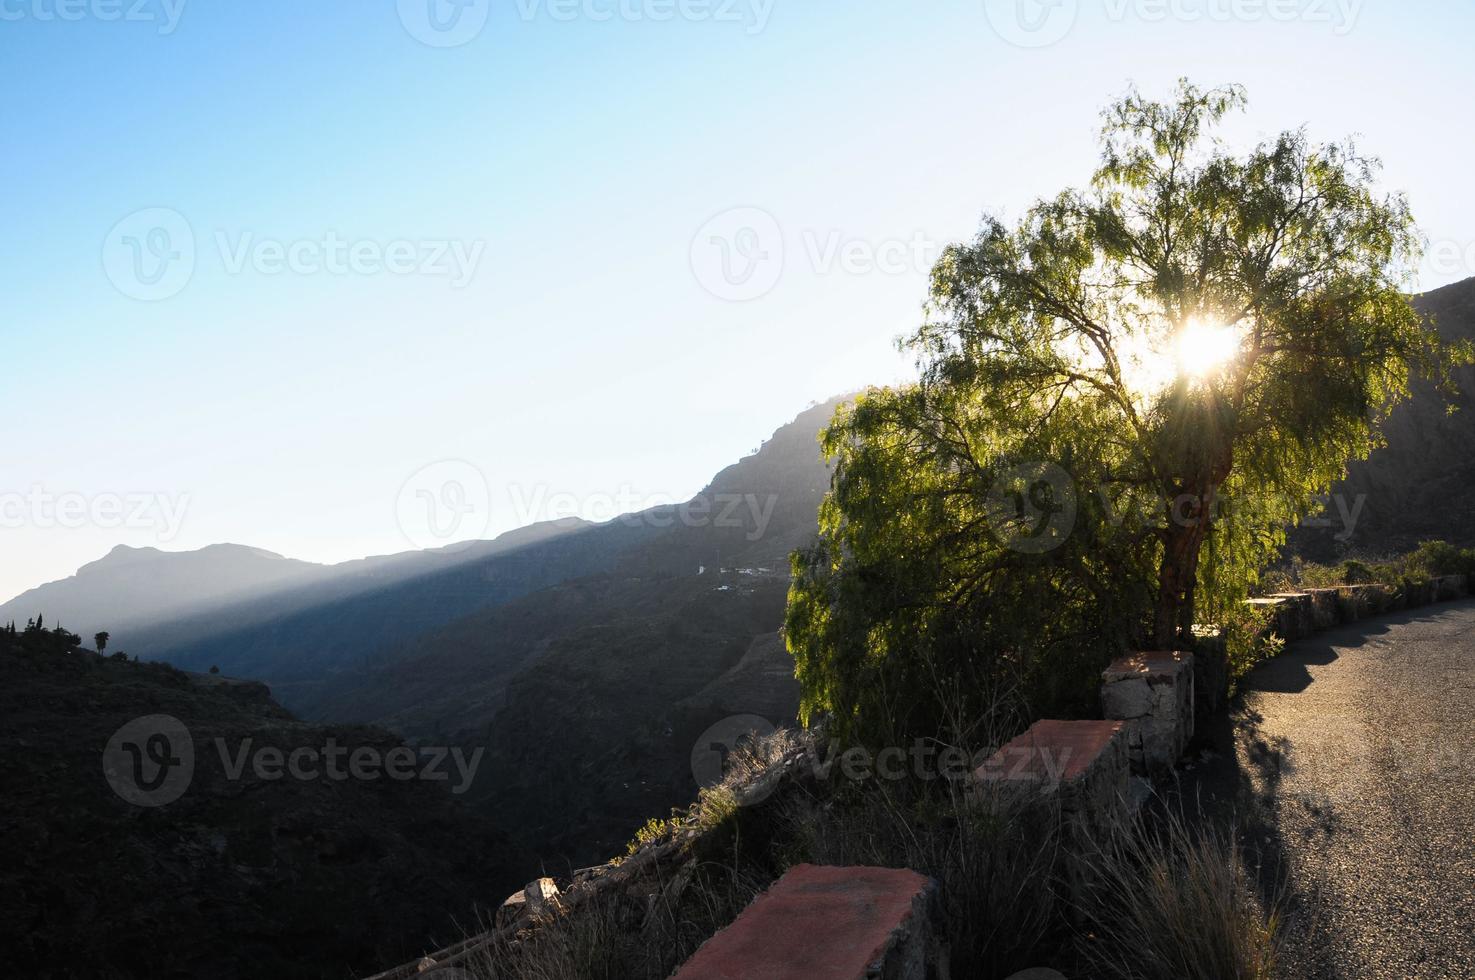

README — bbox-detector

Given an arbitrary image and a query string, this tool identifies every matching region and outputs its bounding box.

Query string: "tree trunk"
[1153,483,1215,649]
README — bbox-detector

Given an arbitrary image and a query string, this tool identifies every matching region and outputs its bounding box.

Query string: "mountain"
[1298,276,1475,556]
[0,624,527,980]
[5,401,839,723]
[1,398,842,975]
[0,518,603,713]
[0,543,323,639]
[303,400,837,865]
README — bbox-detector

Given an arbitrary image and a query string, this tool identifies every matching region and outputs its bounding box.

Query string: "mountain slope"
[1298,276,1475,555]
[0,543,323,637]
[0,625,527,980]
[311,400,840,865]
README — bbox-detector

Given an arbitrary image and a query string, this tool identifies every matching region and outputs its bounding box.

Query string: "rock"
[494,890,527,929]
[524,877,560,918]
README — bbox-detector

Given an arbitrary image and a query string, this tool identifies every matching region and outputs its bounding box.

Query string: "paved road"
[1183,598,1475,979]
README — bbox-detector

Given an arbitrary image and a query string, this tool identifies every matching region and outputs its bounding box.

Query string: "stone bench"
[670,864,947,980]
[1243,596,1298,640]
[1334,583,1395,621]
[1434,574,1469,601]
[1301,588,1342,629]
[1100,651,1194,776]
[973,720,1129,835]
[1266,593,1316,639]
[1403,578,1435,608]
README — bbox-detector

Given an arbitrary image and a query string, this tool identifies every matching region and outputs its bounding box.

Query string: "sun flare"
[1175,318,1243,381]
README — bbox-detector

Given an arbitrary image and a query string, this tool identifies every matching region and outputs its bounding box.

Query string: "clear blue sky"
[4,0,1473,602]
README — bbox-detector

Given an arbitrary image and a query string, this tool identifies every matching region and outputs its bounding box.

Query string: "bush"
[1221,604,1284,696]
[1407,540,1475,579]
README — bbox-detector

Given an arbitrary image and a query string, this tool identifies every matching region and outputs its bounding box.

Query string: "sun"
[1175,318,1243,381]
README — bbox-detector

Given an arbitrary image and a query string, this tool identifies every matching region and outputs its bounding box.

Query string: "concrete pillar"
[1100,651,1194,776]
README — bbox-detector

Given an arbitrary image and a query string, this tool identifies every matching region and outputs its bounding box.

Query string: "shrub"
[1221,604,1284,696]
[1407,540,1475,579]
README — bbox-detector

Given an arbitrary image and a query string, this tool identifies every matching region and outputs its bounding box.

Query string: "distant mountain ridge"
[1,543,322,636]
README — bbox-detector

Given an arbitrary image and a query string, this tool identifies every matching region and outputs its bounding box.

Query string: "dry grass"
[775,775,1068,978]
[1077,808,1284,980]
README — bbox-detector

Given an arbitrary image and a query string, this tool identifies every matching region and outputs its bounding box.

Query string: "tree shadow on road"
[1155,602,1475,978]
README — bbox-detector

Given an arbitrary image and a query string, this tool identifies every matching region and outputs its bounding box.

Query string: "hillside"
[307,400,837,863]
[1298,276,1475,556]
[0,625,528,980]
[0,518,605,713]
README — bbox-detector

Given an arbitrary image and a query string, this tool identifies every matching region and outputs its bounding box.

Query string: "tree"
[94,632,110,656]
[788,80,1468,745]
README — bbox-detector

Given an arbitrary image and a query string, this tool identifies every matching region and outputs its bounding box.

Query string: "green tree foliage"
[788,80,1469,746]
[94,631,110,656]
[1,619,84,658]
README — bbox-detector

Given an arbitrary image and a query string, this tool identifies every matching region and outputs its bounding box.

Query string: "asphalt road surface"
[1182,598,1475,979]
